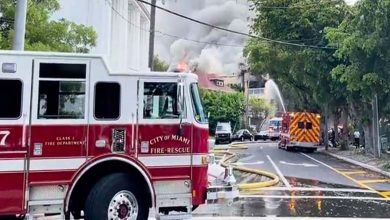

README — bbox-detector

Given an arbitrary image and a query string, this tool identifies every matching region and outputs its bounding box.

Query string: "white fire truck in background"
[0,51,237,220]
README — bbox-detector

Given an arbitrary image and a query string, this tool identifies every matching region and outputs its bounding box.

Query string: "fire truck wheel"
[84,173,148,220]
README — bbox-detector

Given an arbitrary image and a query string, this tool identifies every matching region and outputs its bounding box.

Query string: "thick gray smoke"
[155,0,251,75]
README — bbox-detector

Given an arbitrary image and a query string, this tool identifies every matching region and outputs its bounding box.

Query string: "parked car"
[215,122,232,144]
[268,117,282,141]
[254,130,269,141]
[232,129,253,142]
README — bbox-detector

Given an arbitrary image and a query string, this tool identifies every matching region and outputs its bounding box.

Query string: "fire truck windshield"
[190,83,207,123]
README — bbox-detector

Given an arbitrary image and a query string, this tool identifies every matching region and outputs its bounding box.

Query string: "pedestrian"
[353,130,360,148]
[329,128,336,148]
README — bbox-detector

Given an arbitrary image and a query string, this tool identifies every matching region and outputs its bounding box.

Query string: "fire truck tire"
[84,172,148,220]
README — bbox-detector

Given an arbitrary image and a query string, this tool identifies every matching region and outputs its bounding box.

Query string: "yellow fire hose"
[210,147,280,190]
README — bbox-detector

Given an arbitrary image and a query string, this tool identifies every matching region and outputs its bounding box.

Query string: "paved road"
[195,141,390,218]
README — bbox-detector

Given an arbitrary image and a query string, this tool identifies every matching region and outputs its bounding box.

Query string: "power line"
[104,0,246,48]
[136,0,335,50]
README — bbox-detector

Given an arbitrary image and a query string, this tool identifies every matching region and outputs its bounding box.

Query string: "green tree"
[249,97,275,124]
[0,0,97,52]
[326,0,390,154]
[245,0,350,149]
[153,55,169,71]
[201,89,245,135]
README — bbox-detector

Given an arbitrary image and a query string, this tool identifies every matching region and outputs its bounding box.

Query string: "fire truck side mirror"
[177,82,185,115]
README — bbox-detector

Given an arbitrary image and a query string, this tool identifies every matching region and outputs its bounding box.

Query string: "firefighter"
[353,130,360,148]
[329,128,336,148]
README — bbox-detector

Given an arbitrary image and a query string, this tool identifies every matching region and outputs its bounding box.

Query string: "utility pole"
[372,93,381,157]
[12,0,28,51]
[148,0,157,70]
[239,62,249,128]
[324,106,329,151]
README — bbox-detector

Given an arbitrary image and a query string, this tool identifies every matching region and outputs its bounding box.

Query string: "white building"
[53,0,150,72]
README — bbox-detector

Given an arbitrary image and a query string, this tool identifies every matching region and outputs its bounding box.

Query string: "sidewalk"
[319,146,390,178]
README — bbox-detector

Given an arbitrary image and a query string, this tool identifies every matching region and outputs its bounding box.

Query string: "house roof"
[196,72,234,92]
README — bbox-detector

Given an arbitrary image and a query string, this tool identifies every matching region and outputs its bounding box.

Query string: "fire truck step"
[27,199,64,220]
[157,213,192,220]
[155,193,192,220]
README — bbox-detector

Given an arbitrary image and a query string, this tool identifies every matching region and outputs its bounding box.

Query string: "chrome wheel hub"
[108,190,138,220]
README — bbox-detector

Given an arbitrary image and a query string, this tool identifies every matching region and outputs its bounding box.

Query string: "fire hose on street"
[206,143,280,205]
[209,143,280,190]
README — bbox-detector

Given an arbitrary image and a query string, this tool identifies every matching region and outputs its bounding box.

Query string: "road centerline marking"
[341,170,367,175]
[301,153,388,198]
[359,179,390,184]
[266,155,291,189]
[381,191,390,197]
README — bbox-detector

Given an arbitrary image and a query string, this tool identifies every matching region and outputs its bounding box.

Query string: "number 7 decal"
[0,130,10,146]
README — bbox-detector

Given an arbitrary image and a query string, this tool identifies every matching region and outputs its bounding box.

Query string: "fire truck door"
[29,61,89,182]
[0,62,30,214]
[137,79,192,178]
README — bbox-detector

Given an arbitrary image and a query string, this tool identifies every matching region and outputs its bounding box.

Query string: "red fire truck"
[0,51,234,219]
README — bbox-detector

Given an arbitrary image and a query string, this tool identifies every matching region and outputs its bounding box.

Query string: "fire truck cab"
[0,51,221,219]
[279,112,321,152]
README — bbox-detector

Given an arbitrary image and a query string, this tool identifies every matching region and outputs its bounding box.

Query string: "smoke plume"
[156,0,251,75]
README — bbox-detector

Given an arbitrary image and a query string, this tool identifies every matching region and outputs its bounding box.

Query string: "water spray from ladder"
[265,79,286,113]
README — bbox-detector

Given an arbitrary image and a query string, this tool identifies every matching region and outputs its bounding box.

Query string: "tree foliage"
[326,0,390,119]
[245,0,349,112]
[325,0,390,152]
[249,97,275,121]
[153,55,169,71]
[200,90,245,134]
[245,0,351,149]
[0,0,97,52]
[246,0,390,152]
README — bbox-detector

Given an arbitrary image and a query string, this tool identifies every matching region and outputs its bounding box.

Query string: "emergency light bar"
[2,63,17,73]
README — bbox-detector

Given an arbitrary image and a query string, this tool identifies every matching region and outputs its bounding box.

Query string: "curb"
[322,151,390,178]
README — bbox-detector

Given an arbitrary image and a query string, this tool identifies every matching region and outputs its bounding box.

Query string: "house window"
[214,80,224,87]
